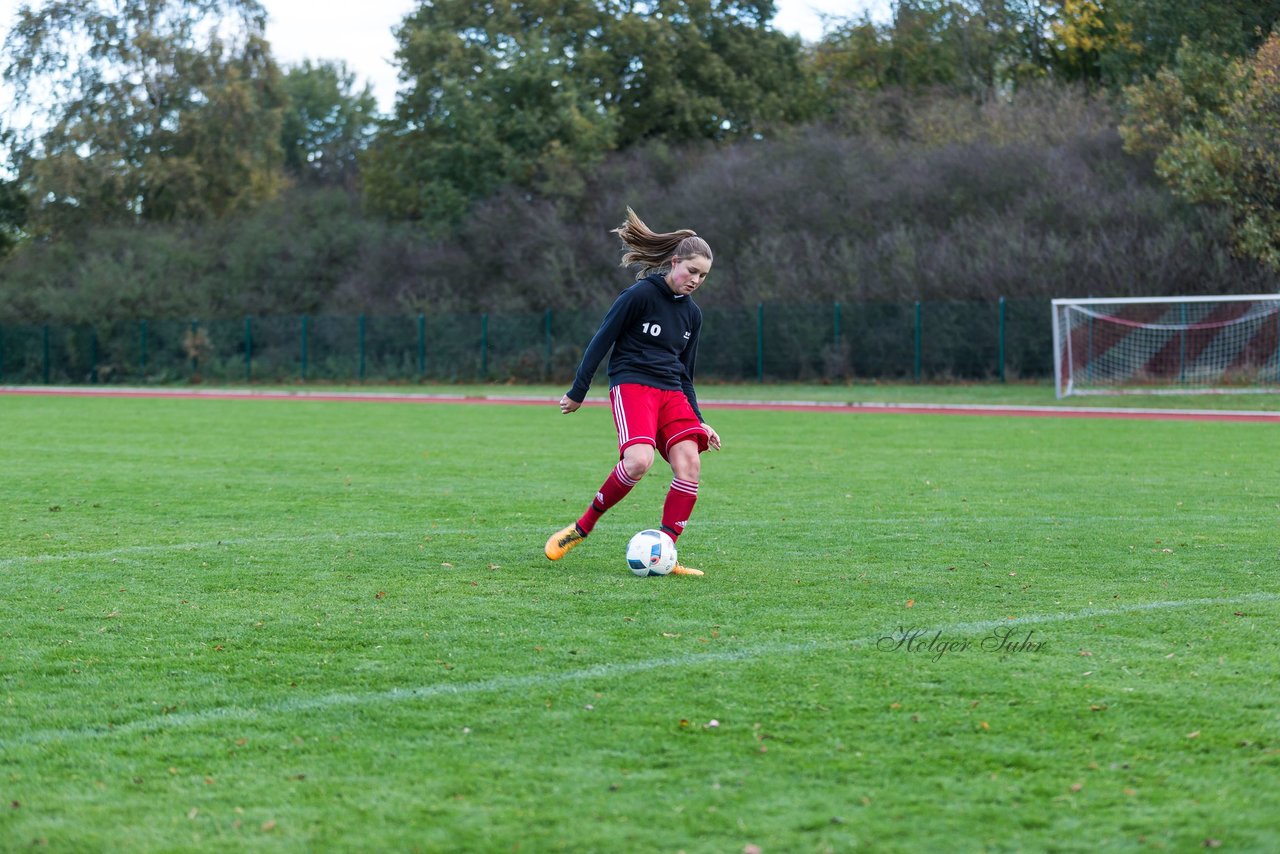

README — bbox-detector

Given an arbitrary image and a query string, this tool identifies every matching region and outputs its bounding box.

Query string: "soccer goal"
[1052,295,1280,398]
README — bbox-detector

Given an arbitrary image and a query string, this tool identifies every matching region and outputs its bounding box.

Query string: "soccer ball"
[626,529,676,577]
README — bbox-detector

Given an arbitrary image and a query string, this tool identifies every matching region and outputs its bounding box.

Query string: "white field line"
[4,592,1276,750]
[0,531,409,569]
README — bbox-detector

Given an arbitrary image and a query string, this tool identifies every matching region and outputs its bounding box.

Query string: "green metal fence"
[0,298,1053,385]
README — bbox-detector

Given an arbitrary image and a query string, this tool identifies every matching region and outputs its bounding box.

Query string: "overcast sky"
[1,1,890,114]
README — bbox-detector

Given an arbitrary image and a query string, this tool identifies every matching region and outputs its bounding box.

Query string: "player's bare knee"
[672,455,700,482]
[622,446,655,480]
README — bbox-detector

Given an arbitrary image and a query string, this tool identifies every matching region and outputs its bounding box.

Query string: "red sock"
[660,478,699,542]
[576,461,639,535]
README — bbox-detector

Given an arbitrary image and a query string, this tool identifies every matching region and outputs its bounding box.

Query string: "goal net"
[1052,295,1280,398]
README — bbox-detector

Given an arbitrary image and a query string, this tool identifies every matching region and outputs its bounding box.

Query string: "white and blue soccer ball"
[626,529,676,577]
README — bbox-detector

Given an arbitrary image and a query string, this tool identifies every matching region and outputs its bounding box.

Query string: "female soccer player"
[544,208,722,576]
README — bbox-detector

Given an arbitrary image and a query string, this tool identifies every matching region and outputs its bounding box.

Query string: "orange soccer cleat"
[669,562,704,577]
[545,524,585,561]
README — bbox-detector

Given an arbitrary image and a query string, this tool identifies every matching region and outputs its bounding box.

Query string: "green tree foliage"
[1104,0,1280,82]
[1,0,285,233]
[1122,32,1280,269]
[279,60,378,188]
[0,176,29,259]
[362,0,813,226]
[814,2,1058,96]
[812,1,1280,95]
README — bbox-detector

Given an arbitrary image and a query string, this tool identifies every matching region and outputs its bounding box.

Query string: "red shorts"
[609,384,709,461]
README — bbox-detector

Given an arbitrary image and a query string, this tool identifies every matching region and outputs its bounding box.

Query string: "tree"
[1050,0,1135,84]
[0,177,28,259]
[1,0,285,233]
[1122,32,1280,269]
[1106,0,1280,81]
[280,60,378,188]
[363,0,813,225]
[811,1,1062,99]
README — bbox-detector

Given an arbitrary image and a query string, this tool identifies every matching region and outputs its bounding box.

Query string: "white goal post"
[1052,295,1280,398]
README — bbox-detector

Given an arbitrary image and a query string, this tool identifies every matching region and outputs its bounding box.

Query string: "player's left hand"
[702,422,721,451]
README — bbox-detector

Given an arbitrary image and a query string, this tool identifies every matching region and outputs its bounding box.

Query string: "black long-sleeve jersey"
[566,272,704,422]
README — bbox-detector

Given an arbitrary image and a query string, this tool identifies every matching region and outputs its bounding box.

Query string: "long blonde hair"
[612,207,713,279]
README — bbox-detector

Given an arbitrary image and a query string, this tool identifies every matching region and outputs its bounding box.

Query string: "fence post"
[998,296,1007,383]
[1179,303,1188,384]
[913,301,922,382]
[544,309,553,379]
[756,303,764,383]
[139,320,148,380]
[834,302,842,350]
[358,313,366,382]
[244,316,253,382]
[43,324,50,384]
[90,327,99,384]
[190,319,199,376]
[300,314,309,382]
[480,313,489,379]
[417,313,426,379]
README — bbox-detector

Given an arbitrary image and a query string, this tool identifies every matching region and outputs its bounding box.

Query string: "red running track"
[2,385,1279,423]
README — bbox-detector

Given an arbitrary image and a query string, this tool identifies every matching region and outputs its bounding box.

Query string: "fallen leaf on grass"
[1186,731,1200,739]
[905,599,915,608]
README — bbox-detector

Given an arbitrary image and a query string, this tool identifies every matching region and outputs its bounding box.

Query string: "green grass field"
[2,390,1278,852]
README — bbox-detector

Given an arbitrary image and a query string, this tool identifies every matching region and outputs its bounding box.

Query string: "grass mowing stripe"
[7,592,1274,750]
